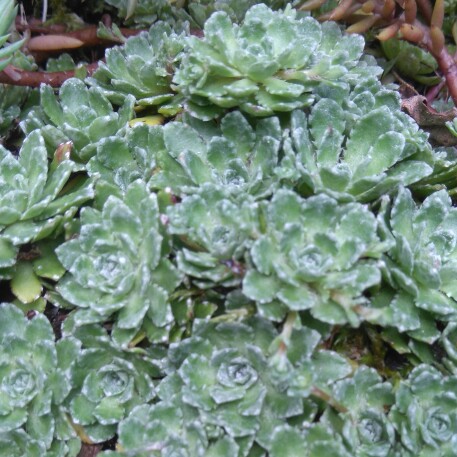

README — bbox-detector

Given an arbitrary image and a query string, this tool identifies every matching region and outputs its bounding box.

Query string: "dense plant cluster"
[2,0,457,455]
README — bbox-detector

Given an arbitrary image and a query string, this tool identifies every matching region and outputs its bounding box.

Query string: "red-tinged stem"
[25,25,142,50]
[399,19,457,106]
[15,16,67,34]
[0,62,99,87]
[425,79,446,104]
[434,47,457,106]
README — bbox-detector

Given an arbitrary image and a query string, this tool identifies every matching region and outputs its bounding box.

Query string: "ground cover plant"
[2,0,457,455]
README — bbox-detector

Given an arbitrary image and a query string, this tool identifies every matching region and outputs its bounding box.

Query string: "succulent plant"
[268,423,353,457]
[173,4,381,119]
[0,84,30,138]
[21,79,134,161]
[377,187,457,343]
[150,111,284,197]
[167,184,260,287]
[86,126,158,207]
[65,334,161,443]
[322,367,396,457]
[89,110,283,203]
[0,130,93,270]
[97,401,219,457]
[389,365,457,455]
[104,0,177,27]
[144,317,319,455]
[410,146,457,198]
[0,430,46,457]
[88,22,185,114]
[177,0,290,28]
[0,0,25,72]
[55,180,181,347]
[2,1,457,454]
[279,79,433,203]
[381,39,440,86]
[0,303,81,456]
[242,189,386,326]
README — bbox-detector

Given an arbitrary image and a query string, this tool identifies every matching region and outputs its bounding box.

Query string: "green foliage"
[103,0,177,27]
[280,78,433,202]
[378,188,457,343]
[0,130,93,270]
[4,2,457,455]
[243,189,385,325]
[88,22,186,114]
[325,367,396,456]
[0,85,29,138]
[0,303,81,456]
[174,4,381,118]
[167,185,260,287]
[21,79,134,161]
[56,180,181,347]
[0,0,25,72]
[177,0,291,28]
[64,325,161,443]
[100,317,323,456]
[150,111,283,197]
[389,365,457,455]
[381,39,440,86]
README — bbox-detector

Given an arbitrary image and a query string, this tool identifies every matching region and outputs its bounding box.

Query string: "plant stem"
[0,63,98,87]
[311,386,348,413]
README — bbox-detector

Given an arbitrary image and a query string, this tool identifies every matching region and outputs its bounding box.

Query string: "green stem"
[311,386,348,414]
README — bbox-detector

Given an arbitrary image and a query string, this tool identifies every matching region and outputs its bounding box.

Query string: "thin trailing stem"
[0,62,98,87]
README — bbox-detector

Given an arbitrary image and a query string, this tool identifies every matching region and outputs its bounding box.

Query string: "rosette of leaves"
[268,423,352,457]
[389,365,457,455]
[266,319,355,453]
[88,22,185,114]
[97,401,234,457]
[279,81,433,203]
[177,0,289,28]
[321,367,396,457]
[167,184,260,287]
[0,430,45,457]
[243,189,386,326]
[0,130,94,271]
[56,180,181,346]
[86,125,158,206]
[378,187,457,343]
[89,111,283,202]
[173,4,381,119]
[144,317,318,455]
[0,303,81,456]
[21,79,134,161]
[149,111,283,197]
[65,335,161,443]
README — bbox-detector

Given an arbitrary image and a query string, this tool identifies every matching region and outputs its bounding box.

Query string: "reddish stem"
[0,62,99,87]
[434,47,457,106]
[15,17,67,34]
[25,25,142,51]
[425,79,446,104]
